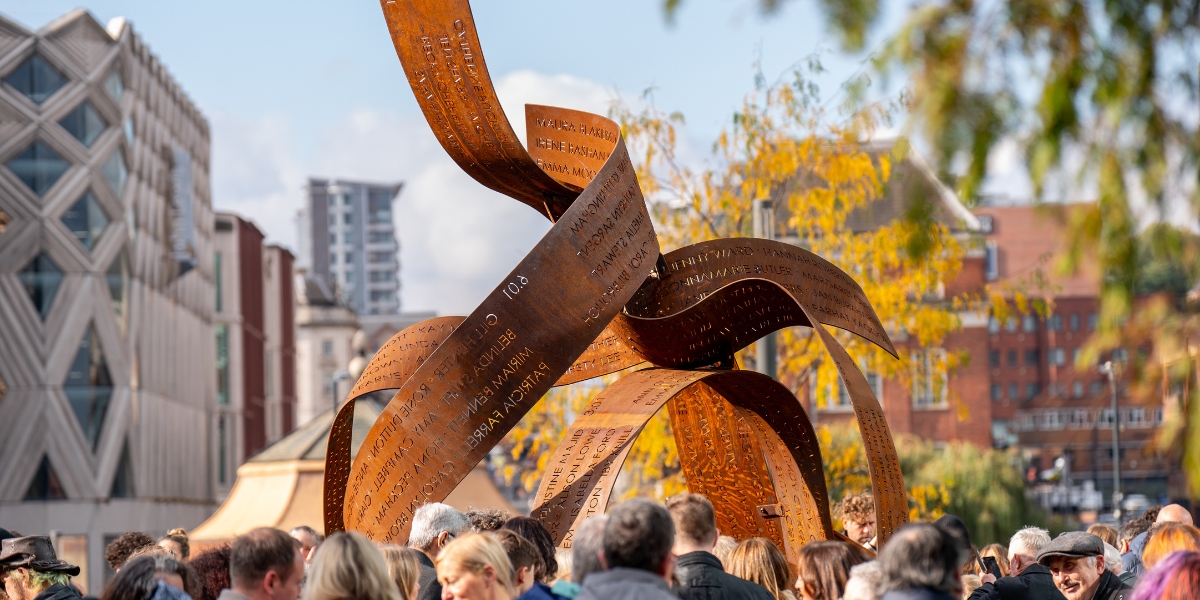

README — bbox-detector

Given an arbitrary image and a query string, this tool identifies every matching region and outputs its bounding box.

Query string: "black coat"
[34,584,81,600]
[967,564,1065,600]
[1092,570,1131,600]
[672,552,775,600]
[415,550,442,600]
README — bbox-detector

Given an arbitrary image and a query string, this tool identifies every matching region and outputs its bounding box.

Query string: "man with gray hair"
[1037,532,1129,600]
[968,526,1063,600]
[408,502,469,600]
[879,522,964,600]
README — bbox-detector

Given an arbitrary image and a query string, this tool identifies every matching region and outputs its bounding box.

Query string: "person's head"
[107,532,157,571]
[465,509,511,533]
[1128,550,1200,600]
[1142,523,1200,570]
[569,517,607,584]
[960,574,982,598]
[230,527,304,600]
[1007,526,1052,576]
[726,538,793,600]
[378,546,423,600]
[101,553,198,600]
[0,536,80,600]
[842,561,881,600]
[794,541,871,600]
[1120,516,1153,553]
[1156,505,1195,527]
[1087,524,1117,548]
[499,517,557,582]
[409,503,469,558]
[1103,543,1123,575]
[835,493,876,546]
[878,523,963,596]
[1036,532,1107,600]
[602,499,675,579]
[712,536,738,570]
[158,530,190,561]
[434,533,515,600]
[933,515,973,569]
[490,530,540,594]
[553,549,571,585]
[288,526,324,563]
[305,532,398,600]
[979,544,1009,577]
[666,493,718,555]
[187,544,232,600]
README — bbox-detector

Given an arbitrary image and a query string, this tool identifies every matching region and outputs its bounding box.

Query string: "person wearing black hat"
[0,536,82,600]
[1036,532,1130,600]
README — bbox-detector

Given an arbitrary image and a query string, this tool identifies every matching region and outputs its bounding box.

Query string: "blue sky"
[2,0,911,313]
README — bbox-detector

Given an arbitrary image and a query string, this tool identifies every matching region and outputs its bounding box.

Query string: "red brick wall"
[238,220,266,459]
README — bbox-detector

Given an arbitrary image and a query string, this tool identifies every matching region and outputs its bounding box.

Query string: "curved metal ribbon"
[322,0,910,549]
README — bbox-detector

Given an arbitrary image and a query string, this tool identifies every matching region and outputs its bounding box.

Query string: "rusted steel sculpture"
[324,0,909,561]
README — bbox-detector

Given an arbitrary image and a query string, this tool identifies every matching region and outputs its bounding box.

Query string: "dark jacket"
[966,564,1065,600]
[34,584,81,600]
[1120,531,1147,575]
[415,550,442,600]
[576,568,677,600]
[880,588,957,600]
[1092,570,1131,600]
[517,582,568,600]
[672,551,775,600]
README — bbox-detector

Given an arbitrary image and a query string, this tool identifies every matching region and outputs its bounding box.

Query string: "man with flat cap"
[0,536,82,600]
[1037,532,1130,600]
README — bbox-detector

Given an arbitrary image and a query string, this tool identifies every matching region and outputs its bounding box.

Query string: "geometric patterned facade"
[0,10,217,592]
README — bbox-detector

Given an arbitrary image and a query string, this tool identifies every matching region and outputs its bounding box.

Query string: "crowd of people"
[0,494,1196,600]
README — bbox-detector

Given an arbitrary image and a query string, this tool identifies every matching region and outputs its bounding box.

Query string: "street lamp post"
[1101,360,1122,519]
[752,198,776,379]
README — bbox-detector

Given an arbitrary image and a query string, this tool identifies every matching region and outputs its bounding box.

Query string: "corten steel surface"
[322,0,910,553]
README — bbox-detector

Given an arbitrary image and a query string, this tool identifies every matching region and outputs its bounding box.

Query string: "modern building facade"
[0,10,217,591]
[293,273,359,426]
[297,178,401,315]
[213,213,297,487]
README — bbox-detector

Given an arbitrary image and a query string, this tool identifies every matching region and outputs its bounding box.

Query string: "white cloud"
[209,70,614,315]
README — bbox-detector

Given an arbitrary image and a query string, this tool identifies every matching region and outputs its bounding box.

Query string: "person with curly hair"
[465,509,511,533]
[834,493,876,551]
[106,533,157,572]
[501,518,558,583]
[186,545,231,600]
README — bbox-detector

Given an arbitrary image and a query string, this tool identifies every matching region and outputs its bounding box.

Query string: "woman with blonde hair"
[379,546,424,600]
[726,538,797,600]
[434,533,515,600]
[304,532,399,600]
[978,543,1010,577]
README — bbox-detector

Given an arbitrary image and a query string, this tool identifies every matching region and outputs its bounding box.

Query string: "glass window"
[345,270,354,284]
[104,70,124,101]
[369,231,393,244]
[343,212,352,225]
[368,192,392,224]
[1025,383,1040,400]
[1009,383,1018,400]
[911,349,947,406]
[1072,382,1083,398]
[19,253,62,319]
[1007,349,1017,367]
[989,350,1000,367]
[4,54,67,104]
[369,251,392,263]
[329,233,336,246]
[322,340,334,357]
[1022,315,1037,332]
[61,191,109,250]
[1088,313,1098,330]
[1005,318,1018,333]
[59,101,108,148]
[1070,314,1080,331]
[216,324,229,405]
[370,290,394,302]
[218,416,228,485]
[330,253,336,265]
[102,149,127,197]
[7,141,69,196]
[1025,349,1040,366]
[984,241,998,280]
[1071,348,1080,366]
[64,326,113,451]
[1091,381,1104,396]
[214,252,223,312]
[124,120,134,144]
[1048,314,1062,331]
[106,251,128,330]
[1112,348,1128,362]
[110,440,134,498]
[345,252,353,263]
[987,316,999,333]
[343,194,353,206]
[369,270,394,283]
[343,232,352,244]
[23,455,66,500]
[1049,348,1065,366]
[991,383,1002,401]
